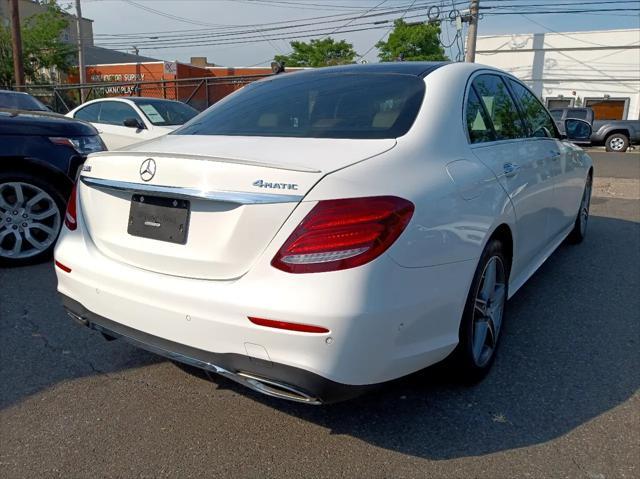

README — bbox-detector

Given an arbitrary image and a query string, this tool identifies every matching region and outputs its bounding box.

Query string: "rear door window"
[471,74,527,141]
[508,79,558,138]
[74,103,101,122]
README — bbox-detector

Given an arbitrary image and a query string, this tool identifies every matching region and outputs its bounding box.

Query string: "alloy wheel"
[0,182,61,259]
[472,256,507,367]
[609,137,625,151]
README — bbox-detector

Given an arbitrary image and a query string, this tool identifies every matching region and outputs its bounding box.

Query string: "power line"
[357,0,420,61]
[90,1,456,39]
[94,2,468,47]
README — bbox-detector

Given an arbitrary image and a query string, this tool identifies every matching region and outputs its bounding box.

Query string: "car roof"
[285,61,449,78]
[79,97,182,105]
[126,97,183,104]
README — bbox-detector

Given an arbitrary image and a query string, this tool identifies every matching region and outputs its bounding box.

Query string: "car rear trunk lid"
[78,135,395,280]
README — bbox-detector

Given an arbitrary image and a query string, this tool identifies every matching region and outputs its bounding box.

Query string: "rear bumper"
[54,206,471,400]
[61,294,370,404]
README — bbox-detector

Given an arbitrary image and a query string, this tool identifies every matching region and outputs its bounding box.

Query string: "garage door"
[585,99,626,120]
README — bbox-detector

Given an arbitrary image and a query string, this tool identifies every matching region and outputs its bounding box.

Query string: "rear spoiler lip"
[87,150,322,174]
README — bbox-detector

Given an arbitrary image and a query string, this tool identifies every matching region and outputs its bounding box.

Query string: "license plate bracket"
[127,194,190,244]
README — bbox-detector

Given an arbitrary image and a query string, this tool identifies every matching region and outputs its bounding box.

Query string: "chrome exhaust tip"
[236,372,322,405]
[66,309,88,326]
[72,312,323,405]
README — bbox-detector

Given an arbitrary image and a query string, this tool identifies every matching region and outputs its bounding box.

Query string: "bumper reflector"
[248,316,329,334]
[54,260,72,273]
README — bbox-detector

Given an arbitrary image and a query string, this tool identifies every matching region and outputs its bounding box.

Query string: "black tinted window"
[550,109,563,121]
[176,73,425,139]
[0,92,47,111]
[472,74,526,141]
[466,88,496,143]
[508,79,557,138]
[98,102,142,126]
[566,109,588,120]
[74,103,101,122]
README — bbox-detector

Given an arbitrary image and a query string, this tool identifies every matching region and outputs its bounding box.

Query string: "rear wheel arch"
[1,157,74,200]
[605,128,630,140]
[487,223,513,279]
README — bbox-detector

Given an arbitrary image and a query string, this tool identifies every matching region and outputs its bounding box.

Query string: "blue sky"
[64,0,640,65]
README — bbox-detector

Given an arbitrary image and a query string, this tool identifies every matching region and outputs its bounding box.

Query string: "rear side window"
[508,79,557,138]
[472,74,526,141]
[566,109,588,120]
[175,73,425,139]
[98,102,142,126]
[466,88,496,143]
[74,103,101,122]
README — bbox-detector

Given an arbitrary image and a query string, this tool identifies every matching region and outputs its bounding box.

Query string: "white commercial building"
[475,29,640,120]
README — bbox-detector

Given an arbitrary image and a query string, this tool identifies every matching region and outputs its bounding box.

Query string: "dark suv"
[1,93,106,266]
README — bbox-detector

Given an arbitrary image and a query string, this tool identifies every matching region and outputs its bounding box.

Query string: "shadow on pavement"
[1,212,638,461]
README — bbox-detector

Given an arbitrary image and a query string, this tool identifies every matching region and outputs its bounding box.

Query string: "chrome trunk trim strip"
[80,176,304,205]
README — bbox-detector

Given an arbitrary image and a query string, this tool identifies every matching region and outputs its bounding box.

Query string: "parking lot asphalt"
[588,149,640,179]
[1,152,639,478]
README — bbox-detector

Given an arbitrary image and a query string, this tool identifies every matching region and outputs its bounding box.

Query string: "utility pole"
[464,0,479,62]
[9,0,25,90]
[75,0,87,101]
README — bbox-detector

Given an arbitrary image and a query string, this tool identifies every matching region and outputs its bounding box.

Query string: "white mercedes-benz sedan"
[66,98,199,150]
[55,62,593,404]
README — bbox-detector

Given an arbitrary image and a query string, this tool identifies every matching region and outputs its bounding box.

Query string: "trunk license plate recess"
[128,194,190,244]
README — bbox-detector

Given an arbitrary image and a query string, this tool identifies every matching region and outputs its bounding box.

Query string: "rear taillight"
[64,183,78,231]
[272,196,414,274]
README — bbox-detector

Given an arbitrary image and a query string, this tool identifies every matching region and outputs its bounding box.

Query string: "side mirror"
[564,118,592,141]
[123,117,144,129]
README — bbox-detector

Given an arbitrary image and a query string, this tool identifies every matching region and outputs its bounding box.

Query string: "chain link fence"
[24,74,272,113]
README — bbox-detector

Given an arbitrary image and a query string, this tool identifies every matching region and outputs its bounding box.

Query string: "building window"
[545,97,574,110]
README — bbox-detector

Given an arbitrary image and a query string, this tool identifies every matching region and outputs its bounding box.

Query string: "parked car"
[0,89,50,112]
[55,62,593,404]
[0,109,105,266]
[550,106,640,152]
[66,97,199,150]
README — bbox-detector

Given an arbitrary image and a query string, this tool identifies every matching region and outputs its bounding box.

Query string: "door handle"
[549,150,561,160]
[503,162,521,177]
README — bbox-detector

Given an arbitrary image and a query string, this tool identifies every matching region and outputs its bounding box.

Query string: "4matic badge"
[253,179,298,190]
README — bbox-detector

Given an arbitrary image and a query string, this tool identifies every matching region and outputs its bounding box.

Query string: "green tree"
[274,38,357,68]
[376,20,448,62]
[0,1,76,87]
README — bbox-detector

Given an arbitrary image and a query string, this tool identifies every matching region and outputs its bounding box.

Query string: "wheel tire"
[0,172,67,267]
[567,174,593,244]
[605,133,629,152]
[450,238,509,383]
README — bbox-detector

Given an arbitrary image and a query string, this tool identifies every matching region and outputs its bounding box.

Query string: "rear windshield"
[0,91,48,111]
[175,73,425,139]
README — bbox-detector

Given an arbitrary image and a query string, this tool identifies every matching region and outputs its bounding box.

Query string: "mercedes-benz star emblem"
[139,158,156,182]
